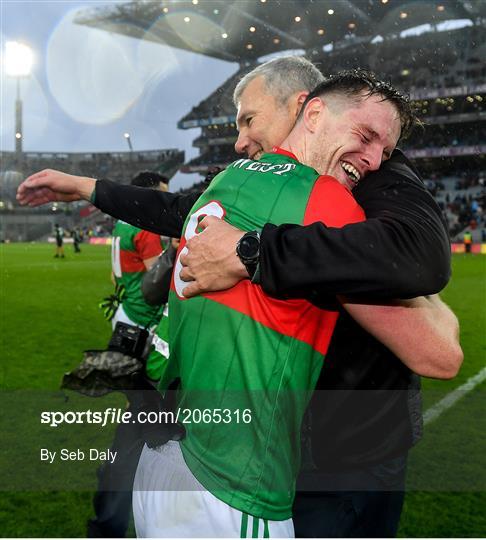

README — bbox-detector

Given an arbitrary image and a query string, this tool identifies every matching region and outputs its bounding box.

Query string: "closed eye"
[357,131,370,144]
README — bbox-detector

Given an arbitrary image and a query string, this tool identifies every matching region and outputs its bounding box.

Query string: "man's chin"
[333,171,355,192]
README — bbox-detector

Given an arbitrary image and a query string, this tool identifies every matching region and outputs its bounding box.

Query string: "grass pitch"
[0,244,484,537]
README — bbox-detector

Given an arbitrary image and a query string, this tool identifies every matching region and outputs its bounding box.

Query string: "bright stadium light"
[4,41,33,154]
[124,132,133,152]
[5,41,33,77]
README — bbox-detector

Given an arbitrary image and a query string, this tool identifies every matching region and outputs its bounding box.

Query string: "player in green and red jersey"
[168,150,365,519]
[133,72,405,537]
[111,224,165,330]
[109,172,173,382]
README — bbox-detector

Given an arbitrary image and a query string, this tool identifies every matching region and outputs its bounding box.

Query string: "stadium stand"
[6,1,485,242]
[0,149,184,242]
[171,24,485,240]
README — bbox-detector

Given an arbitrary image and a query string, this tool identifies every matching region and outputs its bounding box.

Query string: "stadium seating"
[174,25,484,239]
[0,149,184,242]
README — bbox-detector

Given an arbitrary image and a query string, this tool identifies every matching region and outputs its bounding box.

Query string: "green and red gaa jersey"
[111,221,165,328]
[162,149,365,520]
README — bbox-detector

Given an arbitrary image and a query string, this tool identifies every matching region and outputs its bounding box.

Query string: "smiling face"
[305,92,402,191]
[235,77,402,191]
[234,76,304,161]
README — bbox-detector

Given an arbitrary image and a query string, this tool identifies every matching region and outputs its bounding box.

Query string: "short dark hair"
[131,171,169,188]
[301,69,418,140]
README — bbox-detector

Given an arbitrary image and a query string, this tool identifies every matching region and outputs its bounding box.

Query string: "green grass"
[398,254,486,538]
[0,243,124,537]
[0,244,485,537]
[421,254,486,396]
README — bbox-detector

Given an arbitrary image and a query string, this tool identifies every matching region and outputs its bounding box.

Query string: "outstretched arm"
[340,295,463,380]
[17,169,200,238]
[17,169,96,205]
[94,179,200,237]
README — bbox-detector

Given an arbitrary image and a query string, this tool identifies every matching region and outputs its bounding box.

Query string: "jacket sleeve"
[94,179,201,237]
[141,243,177,306]
[257,150,451,300]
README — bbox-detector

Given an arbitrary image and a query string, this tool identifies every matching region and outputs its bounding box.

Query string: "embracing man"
[18,58,462,538]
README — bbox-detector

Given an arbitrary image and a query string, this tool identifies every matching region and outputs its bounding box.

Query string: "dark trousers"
[87,387,163,538]
[293,455,407,538]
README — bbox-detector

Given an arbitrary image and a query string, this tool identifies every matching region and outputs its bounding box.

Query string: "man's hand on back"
[179,216,249,298]
[16,169,96,206]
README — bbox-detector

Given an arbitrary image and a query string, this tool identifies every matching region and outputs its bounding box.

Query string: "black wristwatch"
[236,230,260,279]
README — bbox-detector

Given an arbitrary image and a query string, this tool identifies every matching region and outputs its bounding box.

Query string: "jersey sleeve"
[133,230,163,261]
[94,180,201,237]
[257,150,451,300]
[304,175,365,227]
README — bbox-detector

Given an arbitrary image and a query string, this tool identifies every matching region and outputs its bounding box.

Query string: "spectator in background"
[463,230,472,253]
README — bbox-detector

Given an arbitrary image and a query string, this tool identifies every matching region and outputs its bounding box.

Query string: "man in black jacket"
[17,57,462,537]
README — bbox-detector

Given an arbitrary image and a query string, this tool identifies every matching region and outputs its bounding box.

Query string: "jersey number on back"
[111,236,122,278]
[174,201,225,298]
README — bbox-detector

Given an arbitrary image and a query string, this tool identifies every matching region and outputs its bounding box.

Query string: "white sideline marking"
[424,365,486,425]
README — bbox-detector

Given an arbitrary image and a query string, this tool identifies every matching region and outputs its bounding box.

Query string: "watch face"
[239,235,259,259]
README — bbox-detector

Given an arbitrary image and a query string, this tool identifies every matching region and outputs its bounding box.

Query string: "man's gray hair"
[233,56,324,107]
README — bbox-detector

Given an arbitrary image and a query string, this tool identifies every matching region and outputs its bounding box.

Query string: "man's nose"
[361,146,383,172]
[234,132,249,155]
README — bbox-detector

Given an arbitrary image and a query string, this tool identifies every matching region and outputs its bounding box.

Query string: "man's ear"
[302,97,323,133]
[289,91,309,119]
[296,91,309,114]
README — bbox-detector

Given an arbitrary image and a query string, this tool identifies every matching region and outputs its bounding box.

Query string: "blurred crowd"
[181,27,484,126]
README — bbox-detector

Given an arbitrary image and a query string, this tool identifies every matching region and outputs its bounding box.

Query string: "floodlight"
[124,132,133,151]
[5,41,33,77]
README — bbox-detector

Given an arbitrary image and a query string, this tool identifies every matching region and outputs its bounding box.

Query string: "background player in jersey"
[110,171,169,331]
[17,58,462,538]
[88,171,170,538]
[131,71,412,537]
[53,223,65,258]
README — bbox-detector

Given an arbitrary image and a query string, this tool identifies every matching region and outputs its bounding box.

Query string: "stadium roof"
[75,0,485,64]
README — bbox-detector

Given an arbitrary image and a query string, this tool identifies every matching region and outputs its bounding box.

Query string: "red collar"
[271,147,299,161]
